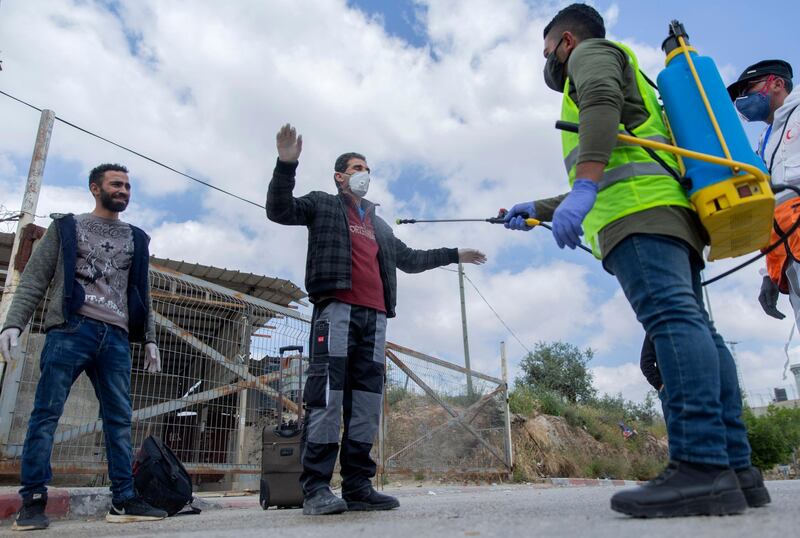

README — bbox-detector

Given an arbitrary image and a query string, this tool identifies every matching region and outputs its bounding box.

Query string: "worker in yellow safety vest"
[504,3,769,518]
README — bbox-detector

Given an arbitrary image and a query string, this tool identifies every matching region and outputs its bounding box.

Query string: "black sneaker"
[343,486,400,511]
[12,493,49,531]
[302,487,348,516]
[106,496,168,523]
[610,460,747,518]
[736,466,771,507]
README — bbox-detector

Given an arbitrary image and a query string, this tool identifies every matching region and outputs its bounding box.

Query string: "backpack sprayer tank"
[657,20,774,260]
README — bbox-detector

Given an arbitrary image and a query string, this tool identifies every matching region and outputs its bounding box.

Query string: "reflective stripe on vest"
[560,41,692,258]
[563,134,672,172]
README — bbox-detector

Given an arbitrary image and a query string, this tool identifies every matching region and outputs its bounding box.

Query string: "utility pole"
[726,340,747,398]
[458,262,474,397]
[500,341,513,471]
[0,110,54,454]
[0,109,55,392]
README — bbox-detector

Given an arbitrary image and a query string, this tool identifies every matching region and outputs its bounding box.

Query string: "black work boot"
[106,496,167,523]
[343,486,400,511]
[735,466,771,507]
[302,487,348,515]
[610,460,747,518]
[12,493,49,531]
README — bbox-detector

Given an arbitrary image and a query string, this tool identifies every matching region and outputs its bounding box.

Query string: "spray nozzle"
[662,19,690,55]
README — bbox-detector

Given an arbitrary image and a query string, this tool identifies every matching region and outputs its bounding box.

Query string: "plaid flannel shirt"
[267,159,458,318]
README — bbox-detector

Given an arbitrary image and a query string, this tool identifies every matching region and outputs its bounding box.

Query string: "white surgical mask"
[348,171,370,197]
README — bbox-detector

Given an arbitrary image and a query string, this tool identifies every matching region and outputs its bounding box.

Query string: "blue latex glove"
[503,202,536,231]
[552,179,598,249]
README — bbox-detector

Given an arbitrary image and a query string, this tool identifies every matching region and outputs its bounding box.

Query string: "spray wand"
[396,209,594,254]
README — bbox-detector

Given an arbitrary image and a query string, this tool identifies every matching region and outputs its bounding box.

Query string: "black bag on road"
[133,434,201,516]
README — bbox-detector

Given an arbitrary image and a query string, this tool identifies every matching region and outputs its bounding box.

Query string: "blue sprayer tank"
[656,20,773,260]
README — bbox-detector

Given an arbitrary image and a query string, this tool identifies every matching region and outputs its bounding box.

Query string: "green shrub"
[584,454,626,479]
[743,406,800,470]
[509,386,567,417]
[512,467,529,483]
[536,389,567,417]
[386,386,410,406]
[630,457,665,481]
[509,385,538,416]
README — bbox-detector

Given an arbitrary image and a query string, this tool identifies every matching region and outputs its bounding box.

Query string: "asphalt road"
[2,481,798,538]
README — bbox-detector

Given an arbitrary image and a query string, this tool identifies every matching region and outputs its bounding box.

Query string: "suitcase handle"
[276,346,304,427]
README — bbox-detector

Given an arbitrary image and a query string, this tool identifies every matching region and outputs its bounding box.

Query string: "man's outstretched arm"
[395,236,486,274]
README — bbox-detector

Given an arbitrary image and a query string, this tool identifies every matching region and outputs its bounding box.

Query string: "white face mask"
[347,171,370,197]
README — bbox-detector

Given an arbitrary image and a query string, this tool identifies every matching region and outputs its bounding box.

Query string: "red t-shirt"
[334,201,386,312]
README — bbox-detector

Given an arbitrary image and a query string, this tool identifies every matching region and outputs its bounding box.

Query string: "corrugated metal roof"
[150,257,306,307]
[0,232,306,308]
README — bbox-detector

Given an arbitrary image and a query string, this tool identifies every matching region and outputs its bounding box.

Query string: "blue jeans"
[20,315,136,503]
[604,234,750,468]
[658,388,669,424]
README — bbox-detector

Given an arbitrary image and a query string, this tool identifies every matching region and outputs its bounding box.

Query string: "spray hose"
[396,211,594,254]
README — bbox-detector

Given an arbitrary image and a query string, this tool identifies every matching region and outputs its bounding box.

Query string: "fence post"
[234,310,251,490]
[0,109,55,453]
[500,341,514,472]
[458,262,474,397]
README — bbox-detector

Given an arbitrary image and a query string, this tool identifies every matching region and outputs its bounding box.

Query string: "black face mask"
[543,37,569,93]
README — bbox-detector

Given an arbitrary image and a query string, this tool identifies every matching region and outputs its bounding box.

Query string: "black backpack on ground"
[133,434,201,516]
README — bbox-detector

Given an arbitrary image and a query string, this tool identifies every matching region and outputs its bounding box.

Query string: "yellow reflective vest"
[560,42,692,258]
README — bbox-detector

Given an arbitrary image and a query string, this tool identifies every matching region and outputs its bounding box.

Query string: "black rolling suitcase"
[259,345,305,509]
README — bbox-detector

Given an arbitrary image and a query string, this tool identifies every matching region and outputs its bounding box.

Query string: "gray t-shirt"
[74,213,134,331]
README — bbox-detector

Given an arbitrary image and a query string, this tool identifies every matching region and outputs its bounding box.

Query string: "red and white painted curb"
[0,488,71,521]
[548,478,642,487]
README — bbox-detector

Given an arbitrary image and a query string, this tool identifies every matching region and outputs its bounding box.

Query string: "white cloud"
[591,362,654,403]
[0,0,793,404]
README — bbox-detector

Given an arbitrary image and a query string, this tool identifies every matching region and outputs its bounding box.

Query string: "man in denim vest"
[0,164,167,530]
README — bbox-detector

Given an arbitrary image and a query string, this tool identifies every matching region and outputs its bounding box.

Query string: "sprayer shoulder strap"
[768,105,800,174]
[639,69,659,91]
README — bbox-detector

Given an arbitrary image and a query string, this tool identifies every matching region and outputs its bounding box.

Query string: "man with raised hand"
[267,124,486,515]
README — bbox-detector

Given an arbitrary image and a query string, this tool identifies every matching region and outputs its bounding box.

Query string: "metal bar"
[153,312,297,412]
[385,342,503,385]
[384,381,506,464]
[234,310,251,485]
[458,262,474,397]
[150,291,246,310]
[500,341,513,470]
[0,109,55,447]
[3,370,292,457]
[150,264,310,322]
[385,350,510,470]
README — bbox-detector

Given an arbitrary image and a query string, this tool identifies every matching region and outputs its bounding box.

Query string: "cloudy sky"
[1,0,799,404]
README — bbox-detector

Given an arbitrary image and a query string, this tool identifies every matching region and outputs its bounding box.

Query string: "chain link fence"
[0,264,512,489]
[0,265,310,490]
[379,343,512,481]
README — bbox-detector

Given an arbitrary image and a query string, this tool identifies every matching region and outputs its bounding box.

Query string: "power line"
[3,88,530,356]
[0,89,265,209]
[462,272,533,355]
[440,267,532,355]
